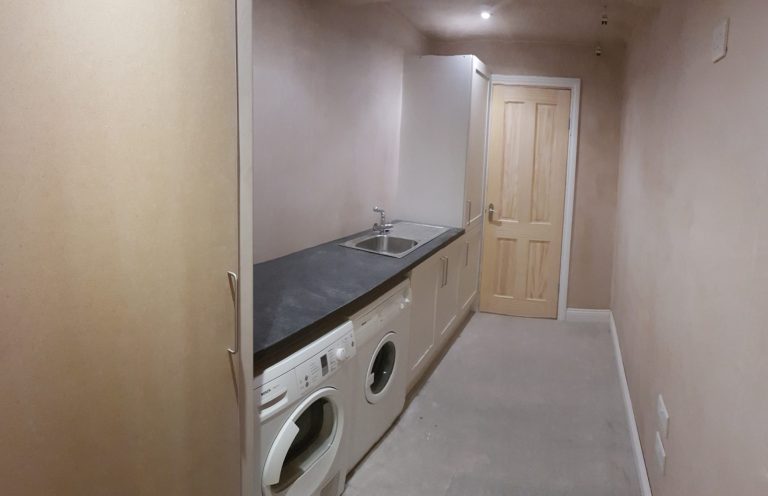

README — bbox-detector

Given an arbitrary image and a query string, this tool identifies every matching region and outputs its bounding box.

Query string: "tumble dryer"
[349,280,411,468]
[256,321,356,496]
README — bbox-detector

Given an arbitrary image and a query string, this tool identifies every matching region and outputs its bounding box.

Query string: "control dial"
[334,347,349,361]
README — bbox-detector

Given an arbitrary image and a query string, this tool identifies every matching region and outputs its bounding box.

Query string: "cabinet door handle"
[439,257,445,287]
[440,256,448,287]
[465,241,470,267]
[466,200,471,226]
[227,271,239,355]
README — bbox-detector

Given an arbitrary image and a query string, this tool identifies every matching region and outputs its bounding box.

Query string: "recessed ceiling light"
[480,11,491,20]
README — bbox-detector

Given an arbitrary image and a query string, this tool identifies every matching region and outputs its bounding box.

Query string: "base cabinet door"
[458,227,482,314]
[407,235,470,390]
[407,254,440,389]
[435,238,462,350]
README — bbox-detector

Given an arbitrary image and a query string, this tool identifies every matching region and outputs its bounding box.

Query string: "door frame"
[235,0,254,494]
[486,75,581,321]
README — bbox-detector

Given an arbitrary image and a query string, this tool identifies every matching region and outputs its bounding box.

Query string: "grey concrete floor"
[344,312,641,496]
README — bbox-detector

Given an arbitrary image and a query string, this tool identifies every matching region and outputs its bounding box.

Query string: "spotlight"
[481,11,491,20]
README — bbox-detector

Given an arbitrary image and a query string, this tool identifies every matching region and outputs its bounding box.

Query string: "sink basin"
[340,222,451,258]
[354,235,418,254]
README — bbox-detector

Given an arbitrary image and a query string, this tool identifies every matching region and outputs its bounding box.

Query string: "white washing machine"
[255,321,356,496]
[348,280,411,468]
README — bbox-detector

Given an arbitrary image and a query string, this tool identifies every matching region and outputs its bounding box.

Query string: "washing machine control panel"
[296,330,356,393]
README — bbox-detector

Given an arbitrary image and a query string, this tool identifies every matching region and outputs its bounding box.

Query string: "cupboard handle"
[466,200,471,226]
[227,271,240,355]
[439,257,444,287]
[440,256,448,287]
[465,241,470,267]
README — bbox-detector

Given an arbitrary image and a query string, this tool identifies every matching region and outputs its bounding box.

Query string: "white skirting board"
[565,308,612,323]
[609,312,653,496]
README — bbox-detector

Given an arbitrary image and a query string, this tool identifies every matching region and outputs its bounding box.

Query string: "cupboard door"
[407,255,440,388]
[435,239,462,349]
[459,227,483,314]
[464,59,491,229]
[0,2,241,495]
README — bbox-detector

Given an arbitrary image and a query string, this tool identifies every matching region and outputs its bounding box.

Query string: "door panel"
[458,227,482,314]
[499,101,527,221]
[0,2,240,495]
[480,85,570,318]
[407,255,439,389]
[495,239,518,297]
[464,61,490,229]
[435,239,462,349]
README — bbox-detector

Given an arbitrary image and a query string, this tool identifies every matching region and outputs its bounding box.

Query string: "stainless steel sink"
[341,222,450,258]
[354,235,417,254]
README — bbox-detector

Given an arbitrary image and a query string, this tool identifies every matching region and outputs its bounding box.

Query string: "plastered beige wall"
[613,0,768,494]
[431,39,625,309]
[252,0,427,262]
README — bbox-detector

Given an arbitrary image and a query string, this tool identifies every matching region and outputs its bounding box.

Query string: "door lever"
[488,203,496,222]
[227,271,239,355]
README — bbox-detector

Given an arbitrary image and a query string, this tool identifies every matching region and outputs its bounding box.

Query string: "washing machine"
[348,279,412,468]
[256,321,356,496]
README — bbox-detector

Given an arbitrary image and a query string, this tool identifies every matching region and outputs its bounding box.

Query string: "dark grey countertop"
[253,224,464,370]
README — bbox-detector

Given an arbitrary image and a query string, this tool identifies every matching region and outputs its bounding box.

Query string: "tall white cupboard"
[398,55,491,390]
[395,55,491,232]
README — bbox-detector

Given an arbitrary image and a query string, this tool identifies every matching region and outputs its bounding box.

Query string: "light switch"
[712,18,730,63]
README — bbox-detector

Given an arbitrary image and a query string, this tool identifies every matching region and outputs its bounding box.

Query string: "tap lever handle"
[372,206,393,233]
[373,206,386,224]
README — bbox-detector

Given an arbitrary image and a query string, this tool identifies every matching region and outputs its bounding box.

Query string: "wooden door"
[0,2,241,495]
[480,85,571,318]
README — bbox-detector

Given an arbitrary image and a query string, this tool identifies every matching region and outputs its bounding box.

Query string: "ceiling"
[348,0,660,44]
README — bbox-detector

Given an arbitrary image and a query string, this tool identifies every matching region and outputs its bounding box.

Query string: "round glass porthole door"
[365,333,397,404]
[263,388,343,496]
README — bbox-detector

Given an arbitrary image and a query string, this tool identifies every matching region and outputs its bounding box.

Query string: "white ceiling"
[352,0,660,44]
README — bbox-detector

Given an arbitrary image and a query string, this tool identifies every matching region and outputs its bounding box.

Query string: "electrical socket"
[657,394,670,439]
[654,431,667,475]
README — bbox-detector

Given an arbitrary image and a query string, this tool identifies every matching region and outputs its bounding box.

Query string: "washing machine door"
[365,332,398,404]
[262,387,344,496]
